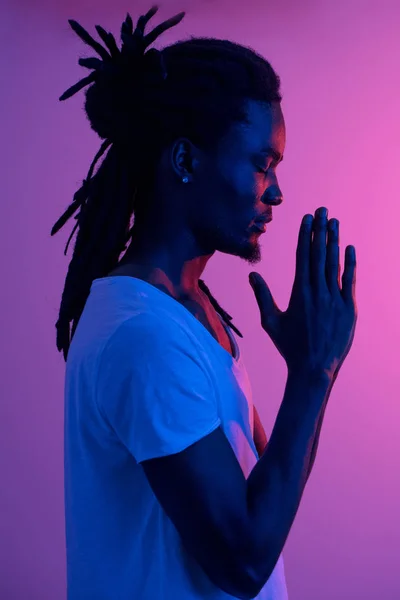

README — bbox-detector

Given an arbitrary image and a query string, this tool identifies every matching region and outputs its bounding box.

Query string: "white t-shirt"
[64,276,288,600]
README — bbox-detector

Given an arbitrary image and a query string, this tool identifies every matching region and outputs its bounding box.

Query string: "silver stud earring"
[182,176,189,184]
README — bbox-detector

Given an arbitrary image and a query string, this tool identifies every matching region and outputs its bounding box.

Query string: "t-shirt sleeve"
[95,313,221,463]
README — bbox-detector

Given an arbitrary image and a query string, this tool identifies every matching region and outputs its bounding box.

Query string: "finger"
[326,218,340,295]
[311,207,329,295]
[341,245,357,304]
[294,214,313,289]
[249,272,280,334]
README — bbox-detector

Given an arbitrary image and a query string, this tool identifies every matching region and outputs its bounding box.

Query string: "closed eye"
[256,159,280,174]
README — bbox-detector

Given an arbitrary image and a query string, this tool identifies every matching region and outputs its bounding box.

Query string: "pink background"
[1,0,399,598]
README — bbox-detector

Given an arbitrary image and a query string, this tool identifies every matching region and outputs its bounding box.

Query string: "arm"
[142,370,332,599]
[253,404,268,457]
[305,374,335,481]
[253,377,334,481]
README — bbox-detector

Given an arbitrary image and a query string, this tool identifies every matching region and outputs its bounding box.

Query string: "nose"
[266,195,283,206]
[261,186,284,206]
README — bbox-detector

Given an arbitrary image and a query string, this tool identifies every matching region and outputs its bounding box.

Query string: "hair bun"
[84,48,167,143]
[58,9,182,145]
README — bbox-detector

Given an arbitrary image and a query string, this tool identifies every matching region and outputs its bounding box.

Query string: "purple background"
[1,0,399,598]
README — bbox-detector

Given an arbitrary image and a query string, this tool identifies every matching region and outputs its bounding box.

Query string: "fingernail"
[304,215,313,226]
[320,207,328,219]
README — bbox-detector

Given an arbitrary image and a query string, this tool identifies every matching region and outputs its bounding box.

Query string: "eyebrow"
[259,147,284,163]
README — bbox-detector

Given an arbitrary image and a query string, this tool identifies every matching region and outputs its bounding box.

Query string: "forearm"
[253,405,268,457]
[245,371,332,589]
[255,393,329,481]
[305,374,336,482]
[305,399,328,482]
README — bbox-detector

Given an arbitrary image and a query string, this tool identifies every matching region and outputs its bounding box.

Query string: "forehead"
[220,100,286,156]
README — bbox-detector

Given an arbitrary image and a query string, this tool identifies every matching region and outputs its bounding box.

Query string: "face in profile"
[192,99,286,265]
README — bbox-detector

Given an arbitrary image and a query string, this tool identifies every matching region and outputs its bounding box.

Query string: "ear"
[170,137,200,184]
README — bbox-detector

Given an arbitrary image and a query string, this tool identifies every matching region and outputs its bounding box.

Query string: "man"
[52,7,357,599]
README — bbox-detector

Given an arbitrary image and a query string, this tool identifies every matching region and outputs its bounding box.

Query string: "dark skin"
[110,99,285,457]
[253,404,269,456]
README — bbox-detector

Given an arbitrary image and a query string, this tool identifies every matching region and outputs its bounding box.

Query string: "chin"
[218,234,262,265]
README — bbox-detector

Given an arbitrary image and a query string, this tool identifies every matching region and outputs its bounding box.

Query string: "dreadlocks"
[51,6,282,361]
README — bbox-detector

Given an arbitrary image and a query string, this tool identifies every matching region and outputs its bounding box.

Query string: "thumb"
[249,272,281,334]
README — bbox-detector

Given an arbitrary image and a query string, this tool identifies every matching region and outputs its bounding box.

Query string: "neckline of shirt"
[91,276,241,363]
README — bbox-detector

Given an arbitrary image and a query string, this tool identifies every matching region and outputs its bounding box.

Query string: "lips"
[253,222,268,233]
[254,213,273,225]
[254,218,272,228]
[251,213,272,234]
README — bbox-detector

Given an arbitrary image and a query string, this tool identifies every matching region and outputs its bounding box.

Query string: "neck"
[119,225,214,299]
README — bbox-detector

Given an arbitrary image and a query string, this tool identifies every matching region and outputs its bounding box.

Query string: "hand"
[249,207,358,382]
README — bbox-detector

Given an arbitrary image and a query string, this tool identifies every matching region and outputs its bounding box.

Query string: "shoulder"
[98,311,204,375]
